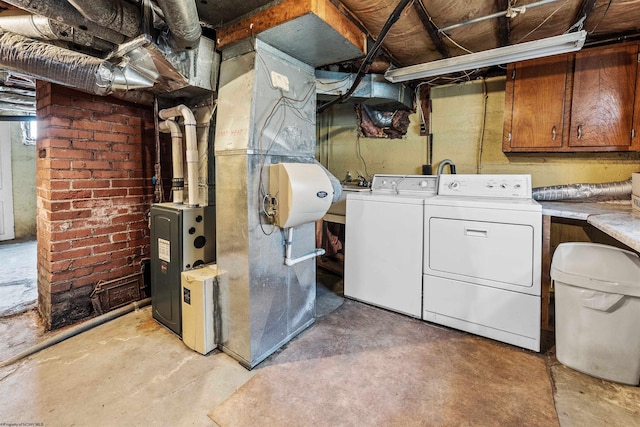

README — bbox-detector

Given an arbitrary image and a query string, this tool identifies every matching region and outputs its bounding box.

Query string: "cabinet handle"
[552,126,557,141]
[577,124,582,140]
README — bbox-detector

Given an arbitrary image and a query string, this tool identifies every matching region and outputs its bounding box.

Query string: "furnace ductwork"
[0,11,114,52]
[155,0,202,51]
[67,0,141,38]
[532,179,632,202]
[1,0,127,44]
[0,32,153,96]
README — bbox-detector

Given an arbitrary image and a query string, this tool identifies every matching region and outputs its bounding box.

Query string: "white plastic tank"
[551,242,640,385]
[268,163,333,228]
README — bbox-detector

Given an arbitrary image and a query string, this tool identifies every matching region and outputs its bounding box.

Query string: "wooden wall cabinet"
[504,41,640,152]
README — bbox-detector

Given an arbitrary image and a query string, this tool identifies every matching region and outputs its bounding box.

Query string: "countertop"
[540,201,640,252]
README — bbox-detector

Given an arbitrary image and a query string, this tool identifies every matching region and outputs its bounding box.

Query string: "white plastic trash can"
[551,242,640,385]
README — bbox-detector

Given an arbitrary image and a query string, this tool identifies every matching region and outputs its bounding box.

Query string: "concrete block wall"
[36,82,155,329]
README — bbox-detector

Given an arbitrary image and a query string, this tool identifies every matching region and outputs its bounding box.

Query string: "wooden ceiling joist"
[413,0,450,58]
[495,0,511,46]
[572,0,597,31]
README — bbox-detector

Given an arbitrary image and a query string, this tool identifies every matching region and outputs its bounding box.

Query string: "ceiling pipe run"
[67,0,141,38]
[158,105,199,207]
[0,31,154,96]
[155,0,202,51]
[0,11,114,52]
[1,0,127,44]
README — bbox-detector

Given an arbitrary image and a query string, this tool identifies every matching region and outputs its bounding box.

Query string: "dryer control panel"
[437,174,532,198]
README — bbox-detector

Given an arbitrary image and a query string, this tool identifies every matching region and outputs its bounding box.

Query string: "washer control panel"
[371,174,438,195]
[437,174,532,198]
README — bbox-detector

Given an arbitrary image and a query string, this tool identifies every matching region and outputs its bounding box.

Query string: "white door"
[0,122,15,241]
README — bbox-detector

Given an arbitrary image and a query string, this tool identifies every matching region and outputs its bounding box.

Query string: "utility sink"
[325,185,370,221]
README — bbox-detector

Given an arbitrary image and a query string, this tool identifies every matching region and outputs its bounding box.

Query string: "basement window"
[21,121,37,146]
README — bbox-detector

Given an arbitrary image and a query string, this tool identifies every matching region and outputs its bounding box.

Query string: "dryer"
[423,174,542,351]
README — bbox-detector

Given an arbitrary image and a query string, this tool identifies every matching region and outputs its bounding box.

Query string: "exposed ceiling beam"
[413,0,450,58]
[495,0,510,46]
[572,0,597,31]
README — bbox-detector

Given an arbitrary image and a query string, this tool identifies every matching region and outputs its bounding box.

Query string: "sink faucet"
[437,159,456,175]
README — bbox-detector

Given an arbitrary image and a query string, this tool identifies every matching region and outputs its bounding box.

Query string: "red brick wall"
[36,82,156,329]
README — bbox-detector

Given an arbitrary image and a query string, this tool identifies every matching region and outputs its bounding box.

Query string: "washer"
[344,174,437,318]
[423,174,542,352]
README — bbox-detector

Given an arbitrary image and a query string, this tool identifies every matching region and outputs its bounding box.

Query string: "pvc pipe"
[284,228,325,267]
[159,105,199,207]
[0,298,151,369]
[158,119,184,204]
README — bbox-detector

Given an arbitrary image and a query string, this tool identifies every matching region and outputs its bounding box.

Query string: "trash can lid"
[550,242,640,297]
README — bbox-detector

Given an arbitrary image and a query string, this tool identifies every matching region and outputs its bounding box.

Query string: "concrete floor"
[1,246,639,426]
[0,238,37,317]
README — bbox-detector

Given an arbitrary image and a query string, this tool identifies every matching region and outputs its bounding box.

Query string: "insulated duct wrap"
[156,0,202,51]
[532,179,632,202]
[0,32,152,96]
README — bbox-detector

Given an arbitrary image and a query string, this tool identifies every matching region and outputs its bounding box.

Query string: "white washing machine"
[423,174,542,352]
[344,174,437,318]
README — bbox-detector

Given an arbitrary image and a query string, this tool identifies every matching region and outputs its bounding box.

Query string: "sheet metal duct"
[0,11,114,52]
[67,0,141,38]
[316,70,413,110]
[1,0,127,44]
[214,40,320,368]
[0,32,153,96]
[155,0,202,51]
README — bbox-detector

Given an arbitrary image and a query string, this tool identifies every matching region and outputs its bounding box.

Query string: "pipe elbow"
[158,104,196,126]
[158,118,182,137]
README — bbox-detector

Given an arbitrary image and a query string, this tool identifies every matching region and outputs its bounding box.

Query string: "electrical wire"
[317,0,414,113]
[515,0,571,43]
[476,77,488,173]
[588,0,613,35]
[253,50,316,235]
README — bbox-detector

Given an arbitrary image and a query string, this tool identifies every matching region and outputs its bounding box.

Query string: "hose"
[532,179,632,202]
[0,298,151,369]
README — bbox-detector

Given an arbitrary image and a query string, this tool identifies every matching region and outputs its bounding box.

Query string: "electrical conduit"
[0,298,151,369]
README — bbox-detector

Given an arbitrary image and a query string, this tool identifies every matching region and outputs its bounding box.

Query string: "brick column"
[36,82,156,329]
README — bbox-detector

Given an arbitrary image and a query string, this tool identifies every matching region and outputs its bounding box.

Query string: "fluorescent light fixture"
[384,30,587,83]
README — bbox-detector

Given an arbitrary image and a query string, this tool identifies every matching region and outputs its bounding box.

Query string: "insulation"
[156,0,202,50]
[509,0,583,43]
[340,0,440,65]
[0,32,150,96]
[359,104,410,139]
[532,179,632,202]
[583,0,640,36]
[67,0,141,38]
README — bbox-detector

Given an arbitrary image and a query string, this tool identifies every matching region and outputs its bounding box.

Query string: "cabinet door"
[569,43,638,149]
[504,55,569,151]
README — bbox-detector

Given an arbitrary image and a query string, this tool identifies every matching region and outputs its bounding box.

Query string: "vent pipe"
[158,105,199,206]
[0,32,154,96]
[158,118,185,204]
